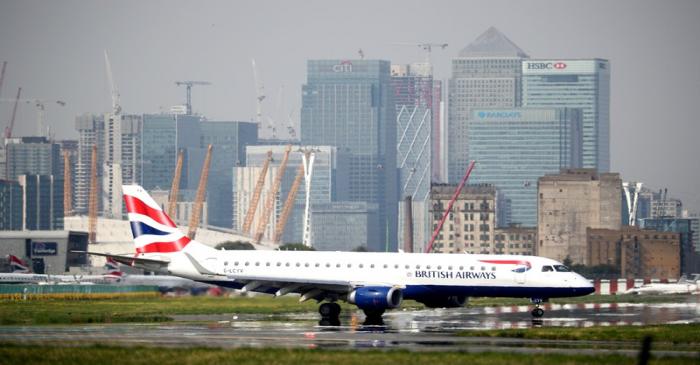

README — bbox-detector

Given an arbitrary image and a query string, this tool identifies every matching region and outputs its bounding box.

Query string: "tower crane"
[254,145,292,244]
[104,50,121,116]
[188,144,213,239]
[175,80,211,115]
[168,149,184,219]
[274,164,304,243]
[252,59,275,137]
[242,150,272,234]
[0,61,7,100]
[0,92,66,137]
[391,42,448,64]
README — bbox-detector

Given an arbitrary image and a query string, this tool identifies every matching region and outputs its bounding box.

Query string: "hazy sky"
[1,0,698,212]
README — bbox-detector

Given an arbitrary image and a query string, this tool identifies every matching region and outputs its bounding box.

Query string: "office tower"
[0,179,22,230]
[18,174,64,230]
[522,59,610,171]
[538,169,622,264]
[4,137,62,180]
[200,121,257,228]
[448,27,528,183]
[310,202,379,251]
[102,114,141,218]
[300,59,397,251]
[75,114,104,214]
[391,63,434,251]
[468,107,582,226]
[141,114,201,191]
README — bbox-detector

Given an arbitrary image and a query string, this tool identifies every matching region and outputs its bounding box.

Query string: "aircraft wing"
[71,251,170,272]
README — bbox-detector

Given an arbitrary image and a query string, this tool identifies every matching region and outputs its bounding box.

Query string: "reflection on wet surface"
[1,300,698,355]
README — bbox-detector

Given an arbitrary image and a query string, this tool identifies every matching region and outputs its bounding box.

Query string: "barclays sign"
[477,111,522,119]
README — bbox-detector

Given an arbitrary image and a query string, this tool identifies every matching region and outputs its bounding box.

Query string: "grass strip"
[459,323,700,346]
[0,344,697,365]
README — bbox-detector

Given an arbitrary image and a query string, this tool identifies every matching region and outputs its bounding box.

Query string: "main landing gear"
[318,302,341,326]
[362,308,385,326]
[530,298,546,318]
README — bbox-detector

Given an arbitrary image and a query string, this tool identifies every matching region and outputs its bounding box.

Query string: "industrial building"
[468,107,582,227]
[587,227,681,279]
[493,227,536,256]
[538,169,622,264]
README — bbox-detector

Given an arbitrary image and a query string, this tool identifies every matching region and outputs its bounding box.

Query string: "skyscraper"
[300,60,397,251]
[4,137,62,180]
[102,114,141,218]
[448,27,528,183]
[18,174,64,230]
[522,59,610,171]
[468,108,582,226]
[74,114,104,214]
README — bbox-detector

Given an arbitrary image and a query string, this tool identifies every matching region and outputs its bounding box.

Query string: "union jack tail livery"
[8,255,30,273]
[122,185,191,254]
[104,257,123,278]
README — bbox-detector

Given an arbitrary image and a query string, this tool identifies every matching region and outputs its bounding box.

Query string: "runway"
[1,300,699,357]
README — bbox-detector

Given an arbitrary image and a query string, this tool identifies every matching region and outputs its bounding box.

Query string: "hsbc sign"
[526,62,567,70]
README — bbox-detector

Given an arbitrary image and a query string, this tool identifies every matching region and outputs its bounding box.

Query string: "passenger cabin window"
[554,265,571,272]
[542,265,554,272]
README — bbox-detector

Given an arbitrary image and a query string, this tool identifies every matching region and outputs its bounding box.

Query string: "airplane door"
[514,270,526,284]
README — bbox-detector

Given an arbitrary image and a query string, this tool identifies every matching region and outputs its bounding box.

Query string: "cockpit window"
[541,265,554,272]
[554,265,570,272]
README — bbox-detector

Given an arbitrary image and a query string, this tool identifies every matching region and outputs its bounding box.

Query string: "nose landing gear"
[530,298,547,318]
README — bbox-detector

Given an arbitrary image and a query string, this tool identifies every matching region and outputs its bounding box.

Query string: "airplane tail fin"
[8,255,30,273]
[122,185,191,254]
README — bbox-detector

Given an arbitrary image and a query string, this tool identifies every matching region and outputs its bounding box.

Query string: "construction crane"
[0,61,7,100]
[103,50,121,116]
[425,160,475,253]
[392,42,448,64]
[63,151,72,216]
[242,150,273,234]
[252,59,273,135]
[274,164,304,243]
[187,144,213,239]
[254,145,292,244]
[168,149,184,219]
[175,80,210,115]
[3,87,21,139]
[88,145,99,244]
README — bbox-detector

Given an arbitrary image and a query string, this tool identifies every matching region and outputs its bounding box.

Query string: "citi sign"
[332,60,353,73]
[526,62,567,70]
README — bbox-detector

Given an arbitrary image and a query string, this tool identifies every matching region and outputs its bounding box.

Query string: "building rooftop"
[458,27,529,58]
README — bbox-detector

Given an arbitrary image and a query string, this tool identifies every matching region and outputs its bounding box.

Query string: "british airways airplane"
[81,185,594,323]
[0,255,122,285]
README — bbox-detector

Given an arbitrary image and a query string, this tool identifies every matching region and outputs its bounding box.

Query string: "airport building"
[538,169,622,265]
[468,107,582,227]
[300,59,398,251]
[429,184,501,254]
[448,27,528,183]
[0,231,88,274]
[522,59,610,172]
[587,226,681,279]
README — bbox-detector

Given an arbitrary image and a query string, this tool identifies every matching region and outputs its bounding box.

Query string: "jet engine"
[348,286,403,310]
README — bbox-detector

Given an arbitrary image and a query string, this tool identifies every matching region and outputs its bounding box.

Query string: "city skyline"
[0,0,698,213]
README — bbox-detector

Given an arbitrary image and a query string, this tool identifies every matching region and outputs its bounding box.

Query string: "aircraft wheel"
[319,302,340,317]
[531,307,544,318]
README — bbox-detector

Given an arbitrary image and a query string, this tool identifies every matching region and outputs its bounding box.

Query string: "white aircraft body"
[81,185,595,321]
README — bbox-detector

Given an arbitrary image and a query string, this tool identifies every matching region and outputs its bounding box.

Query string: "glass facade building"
[18,174,63,230]
[448,27,528,183]
[300,60,397,251]
[0,179,22,230]
[310,202,379,251]
[468,108,582,227]
[522,59,610,172]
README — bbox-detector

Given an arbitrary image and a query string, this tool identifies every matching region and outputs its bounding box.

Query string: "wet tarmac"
[1,300,699,357]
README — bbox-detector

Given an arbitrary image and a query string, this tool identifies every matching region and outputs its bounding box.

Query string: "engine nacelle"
[419,295,467,308]
[348,286,403,310]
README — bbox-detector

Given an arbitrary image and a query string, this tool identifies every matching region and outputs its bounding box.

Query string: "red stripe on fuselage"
[124,195,176,228]
[135,236,191,253]
[478,259,531,268]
